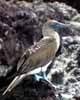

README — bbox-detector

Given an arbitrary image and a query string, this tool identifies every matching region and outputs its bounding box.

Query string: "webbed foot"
[33,74,42,81]
[33,72,47,81]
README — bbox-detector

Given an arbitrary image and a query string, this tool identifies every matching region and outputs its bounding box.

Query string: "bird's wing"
[17,40,43,72]
[17,37,57,75]
[17,49,30,71]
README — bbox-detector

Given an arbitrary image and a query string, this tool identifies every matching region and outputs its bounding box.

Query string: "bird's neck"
[42,25,60,52]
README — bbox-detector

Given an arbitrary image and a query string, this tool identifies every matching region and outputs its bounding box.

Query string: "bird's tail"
[3,74,26,95]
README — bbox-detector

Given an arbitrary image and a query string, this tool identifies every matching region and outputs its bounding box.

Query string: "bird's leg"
[41,72,57,89]
[33,65,46,81]
[40,64,48,80]
[41,72,47,80]
[33,66,45,81]
[40,68,57,88]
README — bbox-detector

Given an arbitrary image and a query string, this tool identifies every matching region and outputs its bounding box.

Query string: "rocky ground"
[0,0,80,100]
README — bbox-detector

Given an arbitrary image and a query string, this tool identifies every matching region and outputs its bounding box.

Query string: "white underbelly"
[26,60,52,75]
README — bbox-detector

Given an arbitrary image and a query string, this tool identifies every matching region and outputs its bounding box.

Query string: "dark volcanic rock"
[1,79,57,100]
[48,36,80,99]
[0,2,42,77]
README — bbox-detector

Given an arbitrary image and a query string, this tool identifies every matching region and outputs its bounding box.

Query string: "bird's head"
[42,19,67,39]
[42,19,63,36]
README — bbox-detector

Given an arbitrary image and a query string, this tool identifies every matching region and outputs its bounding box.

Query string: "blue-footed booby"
[3,19,61,95]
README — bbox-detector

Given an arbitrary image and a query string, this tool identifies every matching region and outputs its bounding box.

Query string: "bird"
[3,19,61,95]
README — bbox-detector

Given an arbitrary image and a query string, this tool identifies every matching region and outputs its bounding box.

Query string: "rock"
[0,2,42,78]
[32,1,79,26]
[73,97,80,100]
[72,14,80,22]
[47,2,78,20]
[47,36,80,99]
[65,21,80,32]
[0,65,12,77]
[1,79,58,100]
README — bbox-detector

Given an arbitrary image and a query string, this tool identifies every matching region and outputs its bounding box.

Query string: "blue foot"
[33,74,42,81]
[33,72,57,89]
[33,73,56,88]
[33,72,47,81]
